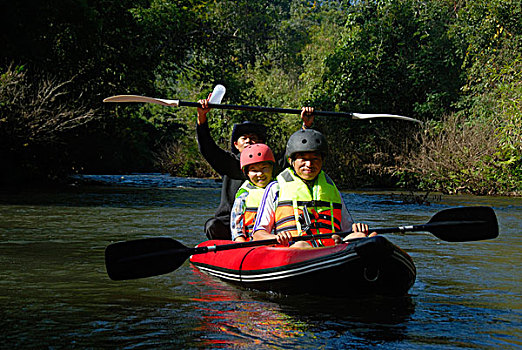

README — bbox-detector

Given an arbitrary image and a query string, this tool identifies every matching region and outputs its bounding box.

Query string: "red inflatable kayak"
[190,236,416,296]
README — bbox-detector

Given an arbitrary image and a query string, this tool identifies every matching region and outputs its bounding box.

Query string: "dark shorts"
[204,217,232,240]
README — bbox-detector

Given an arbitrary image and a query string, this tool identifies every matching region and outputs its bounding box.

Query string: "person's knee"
[204,218,231,240]
[292,241,312,249]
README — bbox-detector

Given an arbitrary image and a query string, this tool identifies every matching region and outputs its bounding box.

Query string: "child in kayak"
[252,108,376,247]
[230,143,275,242]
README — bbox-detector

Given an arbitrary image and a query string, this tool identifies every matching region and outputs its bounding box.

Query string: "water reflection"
[189,267,416,348]
[189,269,311,348]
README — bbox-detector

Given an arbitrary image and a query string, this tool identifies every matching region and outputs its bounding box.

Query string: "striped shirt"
[230,191,249,241]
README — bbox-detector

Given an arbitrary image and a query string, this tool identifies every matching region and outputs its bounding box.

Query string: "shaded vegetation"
[0,0,520,195]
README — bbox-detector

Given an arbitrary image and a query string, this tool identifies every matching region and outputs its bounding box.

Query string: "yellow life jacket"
[274,168,342,247]
[235,181,267,237]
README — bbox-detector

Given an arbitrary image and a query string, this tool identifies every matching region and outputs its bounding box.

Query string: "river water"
[1,174,520,349]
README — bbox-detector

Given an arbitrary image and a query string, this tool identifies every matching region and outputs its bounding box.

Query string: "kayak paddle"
[105,206,498,281]
[103,94,421,123]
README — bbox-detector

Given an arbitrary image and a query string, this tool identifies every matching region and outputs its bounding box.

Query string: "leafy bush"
[406,115,504,195]
[155,138,216,178]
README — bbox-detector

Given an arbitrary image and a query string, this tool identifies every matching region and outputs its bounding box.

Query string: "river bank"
[2,172,519,201]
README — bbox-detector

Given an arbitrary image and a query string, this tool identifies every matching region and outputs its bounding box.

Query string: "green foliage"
[319,0,463,119]
[304,0,464,187]
[1,0,520,195]
[424,0,522,194]
[404,115,519,195]
[0,0,204,182]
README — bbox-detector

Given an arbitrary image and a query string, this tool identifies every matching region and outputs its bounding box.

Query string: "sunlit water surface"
[1,174,520,349]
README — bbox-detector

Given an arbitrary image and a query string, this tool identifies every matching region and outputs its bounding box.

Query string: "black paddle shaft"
[179,101,354,118]
[366,206,498,242]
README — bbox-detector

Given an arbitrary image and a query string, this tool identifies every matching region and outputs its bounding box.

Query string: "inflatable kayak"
[105,206,496,296]
[190,236,416,297]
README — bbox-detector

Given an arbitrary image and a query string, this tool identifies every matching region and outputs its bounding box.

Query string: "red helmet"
[240,143,275,171]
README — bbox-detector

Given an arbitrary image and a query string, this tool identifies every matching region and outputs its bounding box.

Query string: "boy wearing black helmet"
[252,107,375,247]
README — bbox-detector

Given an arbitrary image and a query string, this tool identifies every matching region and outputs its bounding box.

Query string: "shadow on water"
[262,294,416,347]
[264,293,415,325]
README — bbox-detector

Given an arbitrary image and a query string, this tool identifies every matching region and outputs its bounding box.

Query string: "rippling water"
[1,174,520,349]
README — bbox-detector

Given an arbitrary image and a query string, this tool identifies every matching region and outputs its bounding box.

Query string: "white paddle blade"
[208,84,226,104]
[103,95,180,107]
[352,113,422,123]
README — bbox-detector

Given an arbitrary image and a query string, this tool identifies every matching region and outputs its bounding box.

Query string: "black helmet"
[229,121,267,155]
[285,129,328,161]
[231,121,267,143]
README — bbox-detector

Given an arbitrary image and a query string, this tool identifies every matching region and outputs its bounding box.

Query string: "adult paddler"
[197,99,316,241]
[197,97,267,240]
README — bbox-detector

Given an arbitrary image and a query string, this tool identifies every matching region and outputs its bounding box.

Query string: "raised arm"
[196,98,245,179]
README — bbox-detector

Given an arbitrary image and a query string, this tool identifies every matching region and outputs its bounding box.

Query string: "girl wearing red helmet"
[230,144,275,242]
